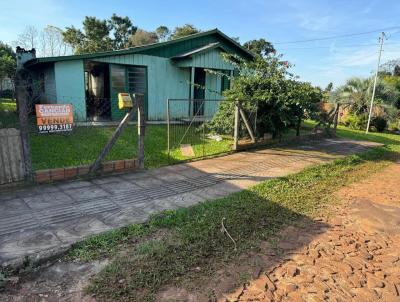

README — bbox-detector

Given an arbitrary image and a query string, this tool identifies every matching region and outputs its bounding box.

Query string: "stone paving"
[222,163,400,302]
[0,138,380,267]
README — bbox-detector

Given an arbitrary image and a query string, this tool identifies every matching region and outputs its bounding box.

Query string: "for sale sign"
[35,104,73,133]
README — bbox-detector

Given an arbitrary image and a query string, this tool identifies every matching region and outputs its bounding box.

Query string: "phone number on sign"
[38,124,73,132]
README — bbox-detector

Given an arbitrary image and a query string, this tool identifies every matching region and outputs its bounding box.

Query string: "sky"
[1,0,400,88]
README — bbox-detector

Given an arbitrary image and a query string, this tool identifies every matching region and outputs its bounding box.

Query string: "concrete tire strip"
[0,138,381,268]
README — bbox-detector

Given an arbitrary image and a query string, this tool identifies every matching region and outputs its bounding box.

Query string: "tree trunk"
[296,117,301,137]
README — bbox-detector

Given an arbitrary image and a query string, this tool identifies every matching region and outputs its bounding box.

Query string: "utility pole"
[366,32,385,134]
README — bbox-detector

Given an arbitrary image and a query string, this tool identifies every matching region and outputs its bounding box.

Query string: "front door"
[193,68,205,116]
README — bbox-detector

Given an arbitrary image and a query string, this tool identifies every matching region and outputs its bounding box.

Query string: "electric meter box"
[118,93,134,109]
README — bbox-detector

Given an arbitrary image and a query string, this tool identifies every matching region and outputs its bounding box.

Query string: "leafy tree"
[394,65,400,76]
[63,14,135,54]
[286,80,323,136]
[324,82,333,92]
[108,13,137,49]
[243,39,275,57]
[170,24,200,40]
[0,42,16,92]
[208,55,321,138]
[63,16,112,54]
[155,26,170,42]
[128,29,158,47]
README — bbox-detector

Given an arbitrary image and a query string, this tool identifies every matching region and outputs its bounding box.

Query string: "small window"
[221,70,230,93]
[110,65,126,92]
[127,66,146,94]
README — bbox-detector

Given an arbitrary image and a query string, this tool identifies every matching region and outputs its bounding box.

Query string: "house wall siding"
[54,60,86,121]
[175,48,235,70]
[93,54,191,120]
[42,64,57,103]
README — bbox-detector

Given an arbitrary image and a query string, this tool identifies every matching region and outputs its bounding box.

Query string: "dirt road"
[223,163,400,302]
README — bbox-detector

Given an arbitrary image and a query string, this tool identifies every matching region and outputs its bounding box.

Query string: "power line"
[273,26,400,44]
[278,42,400,50]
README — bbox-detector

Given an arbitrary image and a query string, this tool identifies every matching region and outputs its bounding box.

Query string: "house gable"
[24,29,254,68]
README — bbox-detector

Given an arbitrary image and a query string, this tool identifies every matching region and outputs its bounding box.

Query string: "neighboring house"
[20,29,254,122]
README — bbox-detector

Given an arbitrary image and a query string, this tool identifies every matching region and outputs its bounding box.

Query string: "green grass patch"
[66,129,399,301]
[0,99,18,128]
[30,124,233,170]
[29,122,314,171]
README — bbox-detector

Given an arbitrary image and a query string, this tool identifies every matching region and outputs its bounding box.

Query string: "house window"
[110,65,126,93]
[221,70,231,93]
[127,66,146,95]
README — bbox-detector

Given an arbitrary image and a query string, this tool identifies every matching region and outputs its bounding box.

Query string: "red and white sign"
[35,104,73,133]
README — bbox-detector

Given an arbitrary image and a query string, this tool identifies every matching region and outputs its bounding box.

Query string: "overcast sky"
[1,0,400,88]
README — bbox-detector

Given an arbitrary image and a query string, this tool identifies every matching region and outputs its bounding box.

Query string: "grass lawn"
[65,126,400,301]
[0,99,18,128]
[0,100,313,170]
[30,124,234,170]
[30,122,313,171]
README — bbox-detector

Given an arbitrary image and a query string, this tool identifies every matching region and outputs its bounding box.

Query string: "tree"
[0,42,16,95]
[394,65,400,77]
[324,82,333,92]
[155,26,170,42]
[286,80,323,136]
[208,55,321,138]
[128,29,158,47]
[108,13,137,49]
[63,14,137,53]
[15,25,38,49]
[40,26,71,57]
[170,24,200,40]
[335,77,372,114]
[243,39,275,57]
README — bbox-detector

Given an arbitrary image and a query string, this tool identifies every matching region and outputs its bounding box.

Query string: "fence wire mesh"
[167,99,234,163]
[4,86,143,172]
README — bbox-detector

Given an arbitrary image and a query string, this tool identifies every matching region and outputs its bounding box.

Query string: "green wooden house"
[22,29,254,122]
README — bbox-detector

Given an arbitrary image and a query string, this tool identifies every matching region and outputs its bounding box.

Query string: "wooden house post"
[15,71,33,181]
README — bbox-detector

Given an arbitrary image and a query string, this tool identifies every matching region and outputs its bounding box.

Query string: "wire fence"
[0,88,145,172]
[1,86,322,178]
[167,99,234,163]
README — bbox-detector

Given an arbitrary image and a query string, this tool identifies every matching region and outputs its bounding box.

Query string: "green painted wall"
[175,48,234,70]
[41,64,57,104]
[54,60,86,121]
[94,54,191,120]
[137,32,250,60]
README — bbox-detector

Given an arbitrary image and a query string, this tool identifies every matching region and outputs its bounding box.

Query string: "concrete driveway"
[0,138,380,268]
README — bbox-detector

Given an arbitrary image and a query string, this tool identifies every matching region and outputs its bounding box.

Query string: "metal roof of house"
[25,29,254,68]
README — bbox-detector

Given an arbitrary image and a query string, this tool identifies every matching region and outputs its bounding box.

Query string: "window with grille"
[127,66,146,95]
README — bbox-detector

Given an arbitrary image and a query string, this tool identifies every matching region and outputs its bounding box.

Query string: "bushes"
[344,113,368,130]
[208,55,322,138]
[372,116,388,132]
[344,113,388,132]
[0,89,14,99]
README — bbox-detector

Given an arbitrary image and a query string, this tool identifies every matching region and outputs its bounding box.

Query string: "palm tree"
[335,77,372,114]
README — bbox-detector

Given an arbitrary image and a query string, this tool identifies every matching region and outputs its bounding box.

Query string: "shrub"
[0,89,14,99]
[344,113,368,130]
[372,116,387,132]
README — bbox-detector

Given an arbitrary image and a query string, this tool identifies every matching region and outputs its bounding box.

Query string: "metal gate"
[0,128,26,184]
[167,98,232,163]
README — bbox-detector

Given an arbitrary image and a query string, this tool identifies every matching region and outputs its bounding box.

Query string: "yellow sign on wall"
[118,93,133,109]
